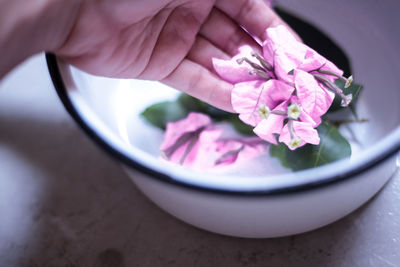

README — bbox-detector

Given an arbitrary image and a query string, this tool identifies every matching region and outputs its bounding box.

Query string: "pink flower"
[160,112,217,166]
[214,137,267,166]
[211,25,354,150]
[253,101,288,144]
[160,112,267,169]
[279,120,320,150]
[212,45,269,84]
[264,25,343,83]
[294,69,335,126]
[264,25,353,106]
[231,79,294,126]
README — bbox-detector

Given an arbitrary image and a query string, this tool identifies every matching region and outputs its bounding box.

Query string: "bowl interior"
[57,0,400,190]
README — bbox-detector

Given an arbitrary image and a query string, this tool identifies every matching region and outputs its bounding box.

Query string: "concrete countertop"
[1,55,399,267]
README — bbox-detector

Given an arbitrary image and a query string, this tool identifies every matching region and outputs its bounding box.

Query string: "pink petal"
[263,26,307,82]
[290,95,318,127]
[167,128,221,166]
[182,129,222,168]
[264,25,305,60]
[294,70,335,125]
[299,48,327,72]
[214,137,267,166]
[272,48,306,84]
[232,80,270,126]
[160,112,211,151]
[232,79,293,126]
[279,121,320,150]
[268,79,295,102]
[253,101,288,144]
[212,45,260,84]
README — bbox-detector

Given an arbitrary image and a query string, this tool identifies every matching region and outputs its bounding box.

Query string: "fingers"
[215,0,300,41]
[161,59,234,112]
[199,8,261,56]
[186,36,230,72]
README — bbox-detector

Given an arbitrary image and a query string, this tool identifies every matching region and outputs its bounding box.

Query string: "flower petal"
[181,128,222,167]
[212,45,259,84]
[253,101,288,144]
[264,25,305,61]
[214,137,267,166]
[289,95,318,127]
[299,48,327,72]
[279,121,320,150]
[232,79,293,126]
[160,112,211,151]
[264,25,307,83]
[294,70,335,125]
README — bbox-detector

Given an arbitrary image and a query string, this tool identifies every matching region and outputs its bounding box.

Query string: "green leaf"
[227,116,256,136]
[177,93,208,113]
[328,79,363,116]
[177,94,232,121]
[141,101,188,130]
[270,121,351,171]
[142,93,259,137]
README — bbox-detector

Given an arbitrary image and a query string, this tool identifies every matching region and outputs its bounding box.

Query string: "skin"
[0,0,295,111]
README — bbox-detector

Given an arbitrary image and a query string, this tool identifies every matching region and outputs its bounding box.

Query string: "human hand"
[54,0,297,111]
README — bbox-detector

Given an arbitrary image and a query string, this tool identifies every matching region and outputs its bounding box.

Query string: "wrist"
[0,0,82,78]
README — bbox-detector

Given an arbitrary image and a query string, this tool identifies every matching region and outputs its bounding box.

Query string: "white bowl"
[46,0,400,238]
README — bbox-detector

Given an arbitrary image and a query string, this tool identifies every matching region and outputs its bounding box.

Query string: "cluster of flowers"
[159,25,354,169]
[213,25,353,150]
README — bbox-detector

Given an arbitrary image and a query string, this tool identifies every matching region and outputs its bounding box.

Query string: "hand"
[54,0,295,111]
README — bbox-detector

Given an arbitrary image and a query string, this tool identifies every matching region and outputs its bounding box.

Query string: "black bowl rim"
[46,53,400,196]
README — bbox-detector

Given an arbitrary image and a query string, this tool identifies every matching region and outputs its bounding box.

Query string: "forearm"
[0,0,82,78]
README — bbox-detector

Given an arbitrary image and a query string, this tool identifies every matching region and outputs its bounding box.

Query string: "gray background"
[1,55,399,267]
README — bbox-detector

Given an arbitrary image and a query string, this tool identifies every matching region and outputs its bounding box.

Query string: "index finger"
[215,0,300,41]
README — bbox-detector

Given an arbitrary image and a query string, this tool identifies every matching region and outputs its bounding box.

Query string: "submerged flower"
[160,112,266,169]
[214,137,267,166]
[160,112,217,166]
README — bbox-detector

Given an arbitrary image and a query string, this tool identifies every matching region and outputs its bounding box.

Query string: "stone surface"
[0,55,399,267]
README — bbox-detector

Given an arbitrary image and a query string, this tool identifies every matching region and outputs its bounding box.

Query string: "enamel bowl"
[47,0,400,238]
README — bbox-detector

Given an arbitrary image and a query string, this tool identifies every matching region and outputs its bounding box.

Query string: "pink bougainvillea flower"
[212,45,268,84]
[214,137,267,166]
[160,112,267,169]
[161,112,212,151]
[231,79,294,126]
[279,120,320,150]
[289,95,318,127]
[253,101,288,144]
[160,112,216,165]
[264,25,338,79]
[210,25,357,150]
[294,69,335,126]
[264,25,353,106]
